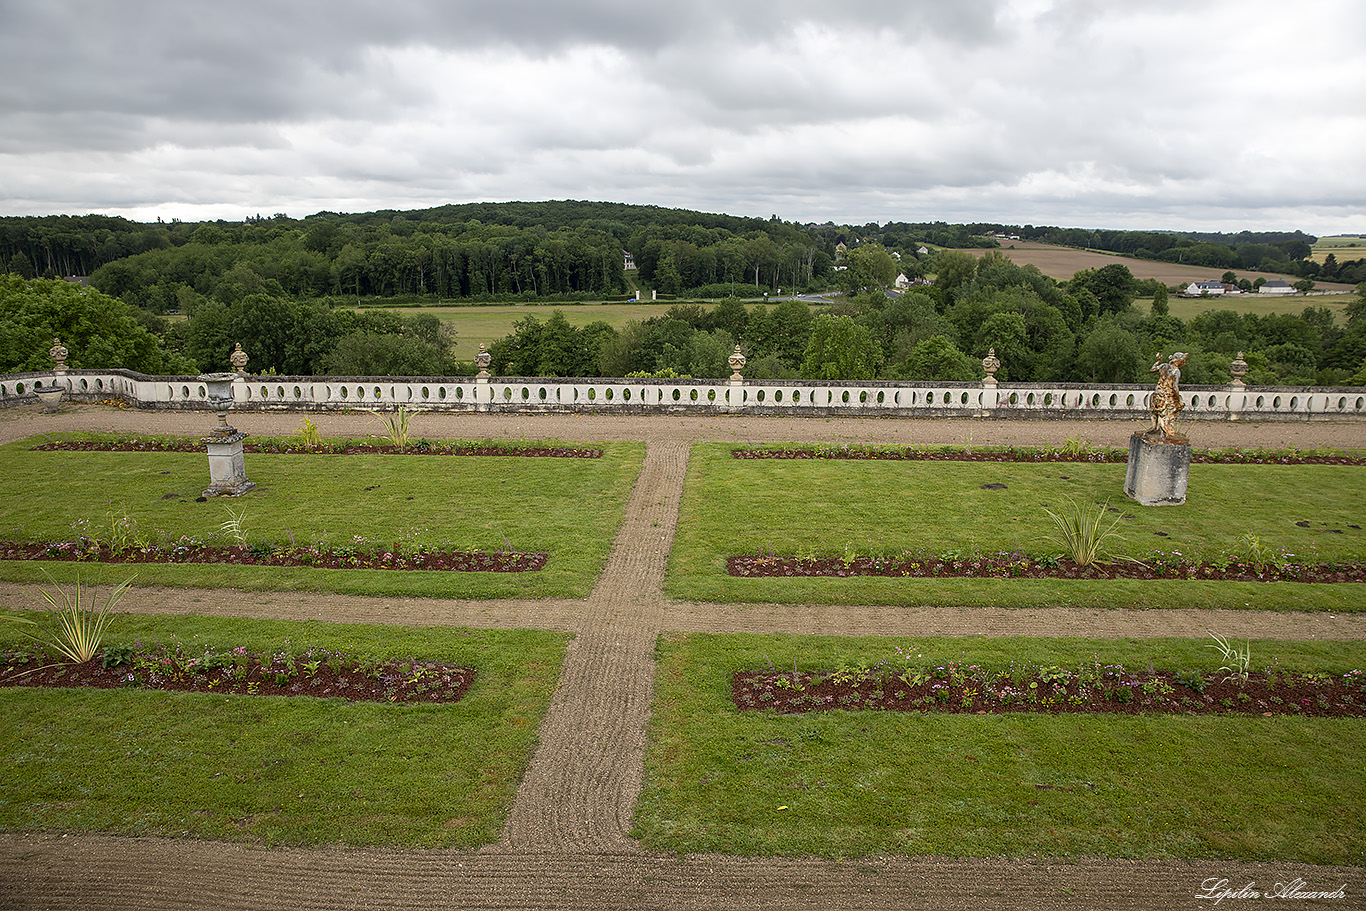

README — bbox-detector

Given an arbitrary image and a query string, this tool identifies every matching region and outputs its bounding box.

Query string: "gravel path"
[1,405,1363,910]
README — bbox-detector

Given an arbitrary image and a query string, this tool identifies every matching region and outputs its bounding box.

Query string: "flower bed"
[731,443,1365,465]
[1,643,474,704]
[733,664,1366,717]
[727,553,1366,583]
[0,541,546,572]
[32,438,602,458]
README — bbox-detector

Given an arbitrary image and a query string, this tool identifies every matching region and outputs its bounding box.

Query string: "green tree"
[837,244,898,293]
[0,276,194,374]
[800,314,880,380]
[1074,318,1143,383]
[899,335,979,381]
[930,250,977,304]
[1151,285,1169,316]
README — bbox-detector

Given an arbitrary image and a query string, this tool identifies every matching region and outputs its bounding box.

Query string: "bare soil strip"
[2,407,1363,909]
[2,834,1361,911]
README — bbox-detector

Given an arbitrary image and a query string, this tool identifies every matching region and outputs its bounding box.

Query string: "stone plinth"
[1124,433,1190,506]
[203,432,256,497]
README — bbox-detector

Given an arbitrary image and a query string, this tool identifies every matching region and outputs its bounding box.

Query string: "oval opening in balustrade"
[1289,396,1298,409]
[455,386,464,400]
[605,388,614,401]
[1339,397,1347,410]
[757,390,766,402]
[421,386,430,399]
[82,379,91,392]
[775,390,783,403]
[1256,396,1265,408]
[858,391,867,404]
[795,390,804,403]
[1026,393,1035,405]
[707,389,716,402]
[540,387,548,401]
[1273,396,1282,408]
[374,386,382,399]
[293,386,302,399]
[1357,397,1364,410]
[340,386,349,399]
[588,388,596,401]
[521,387,530,401]
[839,390,849,403]
[927,391,935,404]
[1009,392,1018,405]
[437,386,447,400]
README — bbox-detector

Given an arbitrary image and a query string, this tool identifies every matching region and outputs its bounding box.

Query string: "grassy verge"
[665,444,1366,611]
[637,633,1366,861]
[0,614,568,847]
[0,436,644,599]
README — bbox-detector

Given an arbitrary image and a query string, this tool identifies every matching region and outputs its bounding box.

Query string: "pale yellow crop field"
[980,241,1356,292]
[1312,236,1366,264]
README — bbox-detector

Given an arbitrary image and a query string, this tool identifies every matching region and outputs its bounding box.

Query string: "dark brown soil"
[728,554,1366,583]
[734,668,1366,717]
[0,541,546,572]
[0,649,474,705]
[31,439,602,458]
[732,444,1366,464]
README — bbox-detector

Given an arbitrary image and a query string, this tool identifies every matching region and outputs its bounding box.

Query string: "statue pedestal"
[203,432,256,497]
[1124,433,1189,506]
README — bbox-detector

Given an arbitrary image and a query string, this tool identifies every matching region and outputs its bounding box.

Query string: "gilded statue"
[1147,352,1188,442]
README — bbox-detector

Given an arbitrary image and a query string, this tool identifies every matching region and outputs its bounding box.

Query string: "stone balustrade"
[2,368,1364,421]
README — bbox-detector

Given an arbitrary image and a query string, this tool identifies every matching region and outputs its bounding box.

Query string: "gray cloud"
[1,0,1363,232]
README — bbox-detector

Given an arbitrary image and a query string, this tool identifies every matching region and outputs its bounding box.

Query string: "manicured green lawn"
[0,436,644,599]
[637,633,1366,862]
[665,444,1366,611]
[0,615,568,847]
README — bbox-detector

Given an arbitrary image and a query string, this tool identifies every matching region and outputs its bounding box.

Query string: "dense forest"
[2,202,1364,386]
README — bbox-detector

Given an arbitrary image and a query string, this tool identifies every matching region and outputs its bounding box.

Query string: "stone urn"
[34,383,64,412]
[199,372,238,435]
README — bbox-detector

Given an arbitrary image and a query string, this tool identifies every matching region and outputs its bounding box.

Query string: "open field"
[0,434,645,600]
[979,241,1356,293]
[1313,236,1366,264]
[0,615,568,847]
[356,301,768,360]
[664,444,1366,612]
[1160,291,1355,321]
[638,632,1366,861]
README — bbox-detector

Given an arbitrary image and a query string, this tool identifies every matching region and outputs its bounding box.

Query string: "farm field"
[977,241,1356,293]
[1312,236,1366,263]
[355,301,769,361]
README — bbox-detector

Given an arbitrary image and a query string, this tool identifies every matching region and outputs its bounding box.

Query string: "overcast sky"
[3,0,1363,234]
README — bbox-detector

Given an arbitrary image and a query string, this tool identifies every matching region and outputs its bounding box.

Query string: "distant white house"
[623,250,636,271]
[894,273,910,289]
[1259,279,1295,295]
[916,246,930,255]
[1185,281,1227,296]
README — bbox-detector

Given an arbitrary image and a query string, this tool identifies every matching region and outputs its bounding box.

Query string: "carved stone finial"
[981,347,1000,387]
[49,338,68,374]
[1229,351,1248,389]
[474,343,492,380]
[230,342,249,375]
[727,345,746,382]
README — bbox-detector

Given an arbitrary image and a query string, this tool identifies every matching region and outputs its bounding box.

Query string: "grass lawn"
[0,614,568,847]
[0,435,644,599]
[637,633,1366,862]
[665,444,1366,611]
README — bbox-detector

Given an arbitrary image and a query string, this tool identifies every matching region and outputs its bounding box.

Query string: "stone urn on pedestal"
[199,373,256,497]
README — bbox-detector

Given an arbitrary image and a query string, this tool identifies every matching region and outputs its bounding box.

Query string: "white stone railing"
[3,369,1364,421]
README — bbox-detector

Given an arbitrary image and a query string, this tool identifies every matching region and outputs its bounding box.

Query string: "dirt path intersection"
[1,407,1363,910]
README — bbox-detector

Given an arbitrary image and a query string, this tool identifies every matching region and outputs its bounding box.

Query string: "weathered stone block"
[203,433,256,497]
[1124,433,1190,506]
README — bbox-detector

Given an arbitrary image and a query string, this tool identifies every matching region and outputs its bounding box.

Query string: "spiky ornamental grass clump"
[1042,497,1127,567]
[2,572,134,663]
